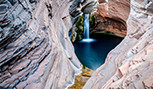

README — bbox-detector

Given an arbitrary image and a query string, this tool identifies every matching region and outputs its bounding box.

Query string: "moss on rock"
[71,14,96,42]
[68,66,94,89]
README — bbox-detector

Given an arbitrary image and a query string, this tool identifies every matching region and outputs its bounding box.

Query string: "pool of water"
[73,34,123,70]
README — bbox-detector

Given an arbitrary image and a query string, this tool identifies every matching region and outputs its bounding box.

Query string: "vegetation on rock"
[71,14,96,42]
[68,66,94,89]
[89,14,96,29]
[75,15,84,41]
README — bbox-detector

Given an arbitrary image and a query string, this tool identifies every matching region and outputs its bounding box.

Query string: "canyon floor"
[68,67,94,89]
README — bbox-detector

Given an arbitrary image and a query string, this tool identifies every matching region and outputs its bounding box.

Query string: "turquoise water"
[73,34,123,70]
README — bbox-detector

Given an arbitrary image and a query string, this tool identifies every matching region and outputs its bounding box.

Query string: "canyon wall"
[84,0,153,88]
[97,0,130,23]
[91,0,130,37]
[0,0,83,89]
[0,0,98,88]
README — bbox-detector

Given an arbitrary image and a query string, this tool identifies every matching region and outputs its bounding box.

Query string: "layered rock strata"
[69,0,98,18]
[0,0,99,88]
[91,0,130,37]
[0,0,83,89]
[91,16,127,37]
[97,0,130,24]
[84,0,153,88]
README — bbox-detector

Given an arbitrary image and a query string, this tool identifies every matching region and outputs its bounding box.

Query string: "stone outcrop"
[0,0,84,89]
[84,0,153,88]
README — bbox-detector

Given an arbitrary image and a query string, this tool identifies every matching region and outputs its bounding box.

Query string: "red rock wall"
[91,0,130,37]
[91,16,127,37]
[97,0,130,23]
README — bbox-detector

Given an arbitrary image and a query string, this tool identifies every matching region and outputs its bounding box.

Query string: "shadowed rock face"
[92,16,127,37]
[0,0,85,89]
[84,0,153,88]
[69,0,97,17]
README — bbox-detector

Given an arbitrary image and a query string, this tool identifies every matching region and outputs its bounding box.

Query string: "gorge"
[73,13,123,70]
[0,0,153,89]
[73,34,123,70]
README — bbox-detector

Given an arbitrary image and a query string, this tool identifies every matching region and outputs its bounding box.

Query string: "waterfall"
[84,13,90,39]
[81,14,95,43]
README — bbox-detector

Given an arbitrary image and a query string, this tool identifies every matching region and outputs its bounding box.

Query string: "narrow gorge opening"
[69,12,126,88]
[72,13,125,70]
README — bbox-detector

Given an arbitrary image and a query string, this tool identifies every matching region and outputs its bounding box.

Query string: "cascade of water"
[81,13,95,43]
[84,13,90,39]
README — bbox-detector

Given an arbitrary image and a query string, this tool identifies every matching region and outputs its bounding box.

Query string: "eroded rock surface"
[84,0,153,88]
[0,0,84,89]
[91,0,130,37]
[91,16,127,37]
[69,0,97,17]
[0,0,99,88]
[97,0,130,24]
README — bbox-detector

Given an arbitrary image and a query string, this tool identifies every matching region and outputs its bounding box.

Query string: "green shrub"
[75,14,84,41]
[89,14,95,28]
[83,64,86,69]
